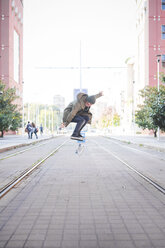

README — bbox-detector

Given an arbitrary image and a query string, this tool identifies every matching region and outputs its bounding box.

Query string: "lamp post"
[22,81,24,135]
[132,80,135,137]
[44,105,47,132]
[80,40,82,91]
[156,55,161,141]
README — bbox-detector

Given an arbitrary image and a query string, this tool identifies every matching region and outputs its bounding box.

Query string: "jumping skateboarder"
[61,91,103,140]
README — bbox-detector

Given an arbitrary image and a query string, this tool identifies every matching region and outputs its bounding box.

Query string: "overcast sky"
[23,0,136,104]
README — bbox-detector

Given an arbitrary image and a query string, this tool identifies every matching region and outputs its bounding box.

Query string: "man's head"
[85,95,96,107]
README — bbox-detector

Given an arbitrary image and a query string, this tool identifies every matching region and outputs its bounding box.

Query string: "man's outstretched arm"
[95,91,104,99]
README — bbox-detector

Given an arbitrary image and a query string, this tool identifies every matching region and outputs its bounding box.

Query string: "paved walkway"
[0,137,165,248]
[0,133,165,153]
[0,134,54,153]
[105,134,165,152]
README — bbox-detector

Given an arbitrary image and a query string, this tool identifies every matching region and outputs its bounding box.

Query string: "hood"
[77,92,88,101]
[77,92,88,108]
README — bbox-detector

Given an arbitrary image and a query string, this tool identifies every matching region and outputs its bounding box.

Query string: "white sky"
[23,0,136,105]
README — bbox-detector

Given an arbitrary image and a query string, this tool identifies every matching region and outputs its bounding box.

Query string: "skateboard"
[75,131,86,155]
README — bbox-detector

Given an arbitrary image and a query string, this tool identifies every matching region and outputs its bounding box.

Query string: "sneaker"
[70,135,83,141]
[78,134,84,138]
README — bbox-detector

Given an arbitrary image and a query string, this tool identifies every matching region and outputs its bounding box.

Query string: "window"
[162,0,165,10]
[161,25,165,39]
[162,55,165,68]
[14,30,20,83]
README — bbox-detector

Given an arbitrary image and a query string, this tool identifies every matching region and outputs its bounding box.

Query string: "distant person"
[40,124,43,135]
[61,91,103,140]
[26,121,32,139]
[31,122,38,139]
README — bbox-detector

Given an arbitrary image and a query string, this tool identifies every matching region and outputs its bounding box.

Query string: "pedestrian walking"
[40,124,43,135]
[31,122,38,139]
[26,121,32,139]
[61,91,103,140]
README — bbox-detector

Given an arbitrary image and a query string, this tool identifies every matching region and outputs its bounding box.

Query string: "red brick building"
[149,0,165,85]
[136,0,165,90]
[0,0,23,107]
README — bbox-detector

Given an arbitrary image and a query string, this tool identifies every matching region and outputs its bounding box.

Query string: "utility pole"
[157,55,161,141]
[44,105,46,131]
[36,42,126,93]
[80,40,82,91]
[22,81,24,135]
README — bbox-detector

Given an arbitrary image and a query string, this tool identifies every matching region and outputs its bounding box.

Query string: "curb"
[103,136,165,152]
[0,136,55,153]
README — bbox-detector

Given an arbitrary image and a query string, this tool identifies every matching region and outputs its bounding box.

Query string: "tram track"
[103,135,165,161]
[94,140,165,195]
[0,139,52,161]
[0,139,68,199]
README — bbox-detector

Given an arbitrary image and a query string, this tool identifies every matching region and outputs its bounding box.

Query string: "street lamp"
[156,55,161,140]
[132,80,135,137]
[80,40,82,91]
[22,81,24,135]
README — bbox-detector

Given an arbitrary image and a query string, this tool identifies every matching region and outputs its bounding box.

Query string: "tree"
[160,72,165,84]
[98,107,120,129]
[135,85,165,137]
[0,81,22,137]
[135,105,158,137]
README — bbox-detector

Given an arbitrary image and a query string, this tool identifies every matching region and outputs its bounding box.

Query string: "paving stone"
[10,234,29,241]
[134,240,154,247]
[80,234,97,241]
[43,239,61,248]
[99,240,116,248]
[27,233,46,241]
[115,240,135,248]
[79,240,99,248]
[24,240,44,248]
[151,239,165,246]
[63,234,79,241]
[97,233,114,241]
[5,240,25,248]
[0,234,13,241]
[61,240,79,248]
[0,241,6,248]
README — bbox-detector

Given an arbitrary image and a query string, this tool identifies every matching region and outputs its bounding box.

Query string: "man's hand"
[99,91,103,96]
[60,123,66,129]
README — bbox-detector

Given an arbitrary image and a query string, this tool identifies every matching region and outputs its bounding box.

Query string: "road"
[0,135,165,248]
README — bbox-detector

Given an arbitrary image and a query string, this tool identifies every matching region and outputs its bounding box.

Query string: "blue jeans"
[71,115,89,136]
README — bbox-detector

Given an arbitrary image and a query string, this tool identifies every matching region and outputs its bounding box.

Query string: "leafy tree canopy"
[135,85,165,136]
[0,81,22,137]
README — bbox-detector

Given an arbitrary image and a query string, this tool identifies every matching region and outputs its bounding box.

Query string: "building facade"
[136,0,165,91]
[0,0,23,106]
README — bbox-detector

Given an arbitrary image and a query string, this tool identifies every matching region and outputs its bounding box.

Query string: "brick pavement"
[0,138,165,248]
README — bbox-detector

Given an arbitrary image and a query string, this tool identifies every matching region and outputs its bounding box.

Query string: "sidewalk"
[1,133,165,154]
[105,134,165,152]
[0,134,54,153]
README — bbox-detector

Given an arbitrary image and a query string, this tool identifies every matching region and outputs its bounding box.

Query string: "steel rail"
[94,141,165,195]
[0,140,68,198]
[0,140,52,161]
[102,136,165,162]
